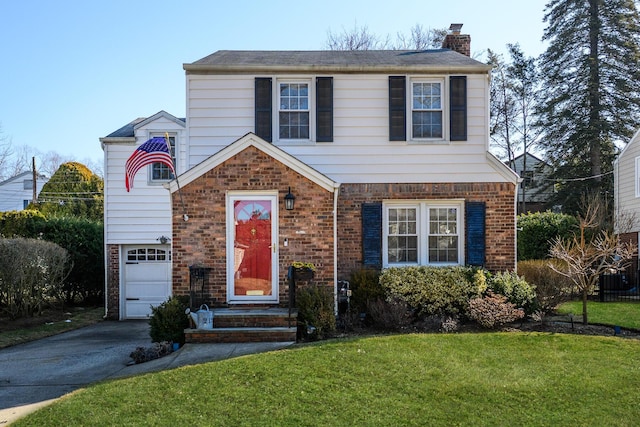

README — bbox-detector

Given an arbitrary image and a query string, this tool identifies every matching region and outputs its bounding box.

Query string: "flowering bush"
[467,293,525,329]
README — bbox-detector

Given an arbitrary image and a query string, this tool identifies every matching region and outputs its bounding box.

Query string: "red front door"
[228,194,278,303]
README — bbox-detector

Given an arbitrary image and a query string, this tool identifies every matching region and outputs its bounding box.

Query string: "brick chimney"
[441,23,471,57]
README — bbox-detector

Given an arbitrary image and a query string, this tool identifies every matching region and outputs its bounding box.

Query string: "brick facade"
[106,244,120,320]
[336,182,516,278]
[171,146,335,308]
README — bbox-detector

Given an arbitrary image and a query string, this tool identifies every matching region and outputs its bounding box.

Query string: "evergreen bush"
[517,211,578,260]
[379,266,485,318]
[296,284,336,340]
[149,296,190,345]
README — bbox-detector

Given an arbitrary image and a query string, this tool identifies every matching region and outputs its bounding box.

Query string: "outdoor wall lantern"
[284,187,296,211]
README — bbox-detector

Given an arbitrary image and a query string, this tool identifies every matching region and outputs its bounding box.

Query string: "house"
[509,152,554,214]
[0,171,48,212]
[100,25,519,327]
[614,128,640,281]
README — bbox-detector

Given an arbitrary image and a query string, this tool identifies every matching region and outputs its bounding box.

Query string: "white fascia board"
[167,133,338,193]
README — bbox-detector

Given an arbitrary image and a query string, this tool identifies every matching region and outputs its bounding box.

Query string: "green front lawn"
[16,333,640,426]
[556,301,640,329]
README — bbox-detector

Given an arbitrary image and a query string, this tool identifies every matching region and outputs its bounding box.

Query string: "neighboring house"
[0,171,48,212]
[614,128,640,279]
[509,153,554,214]
[101,25,519,321]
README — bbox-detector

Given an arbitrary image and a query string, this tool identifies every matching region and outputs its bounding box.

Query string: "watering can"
[186,304,214,330]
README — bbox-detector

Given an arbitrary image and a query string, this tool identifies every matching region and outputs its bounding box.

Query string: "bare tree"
[326,23,388,50]
[549,197,637,324]
[393,24,447,50]
[326,22,446,51]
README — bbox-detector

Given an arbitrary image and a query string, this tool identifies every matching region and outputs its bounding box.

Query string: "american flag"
[125,137,175,192]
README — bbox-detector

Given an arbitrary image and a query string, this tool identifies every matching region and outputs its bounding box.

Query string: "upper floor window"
[255,77,333,143]
[389,76,467,142]
[279,82,309,140]
[23,179,33,190]
[150,135,175,182]
[412,81,443,139]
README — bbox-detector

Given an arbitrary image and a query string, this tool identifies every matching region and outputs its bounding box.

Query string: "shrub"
[129,341,173,364]
[518,211,578,260]
[0,210,47,237]
[348,268,383,315]
[0,211,104,305]
[365,298,412,331]
[518,259,575,314]
[379,266,485,318]
[296,284,336,340]
[149,296,190,345]
[487,271,537,314]
[467,293,525,328]
[0,238,71,319]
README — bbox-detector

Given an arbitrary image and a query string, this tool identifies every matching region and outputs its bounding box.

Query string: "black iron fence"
[597,269,640,302]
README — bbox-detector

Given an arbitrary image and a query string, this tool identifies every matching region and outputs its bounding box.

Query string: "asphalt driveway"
[0,320,293,424]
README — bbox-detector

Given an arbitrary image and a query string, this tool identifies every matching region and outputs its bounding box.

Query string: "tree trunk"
[582,288,589,325]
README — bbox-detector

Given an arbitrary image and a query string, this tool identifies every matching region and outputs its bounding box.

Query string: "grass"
[14,333,640,426]
[0,307,104,349]
[556,301,640,329]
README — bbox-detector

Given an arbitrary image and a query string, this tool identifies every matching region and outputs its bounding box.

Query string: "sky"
[0,0,548,172]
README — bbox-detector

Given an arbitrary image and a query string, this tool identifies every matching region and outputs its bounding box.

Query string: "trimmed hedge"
[517,211,578,260]
[0,210,103,304]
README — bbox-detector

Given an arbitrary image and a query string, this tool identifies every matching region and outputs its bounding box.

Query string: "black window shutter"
[465,201,485,267]
[450,76,467,141]
[362,202,383,268]
[255,77,272,142]
[389,76,406,141]
[316,77,333,142]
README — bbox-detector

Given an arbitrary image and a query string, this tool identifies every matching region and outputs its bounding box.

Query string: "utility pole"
[32,157,37,204]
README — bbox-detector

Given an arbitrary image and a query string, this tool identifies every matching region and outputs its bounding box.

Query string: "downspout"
[514,176,523,272]
[333,183,341,315]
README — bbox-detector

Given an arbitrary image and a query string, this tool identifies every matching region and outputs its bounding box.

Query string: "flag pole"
[166,132,189,221]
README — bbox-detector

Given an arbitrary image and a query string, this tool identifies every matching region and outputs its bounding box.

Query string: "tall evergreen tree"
[537,0,640,214]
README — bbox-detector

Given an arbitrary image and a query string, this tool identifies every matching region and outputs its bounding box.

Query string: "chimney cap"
[449,23,464,34]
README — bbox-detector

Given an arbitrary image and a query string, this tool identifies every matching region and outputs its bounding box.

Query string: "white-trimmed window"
[383,201,463,267]
[278,81,310,140]
[150,134,176,182]
[411,80,443,139]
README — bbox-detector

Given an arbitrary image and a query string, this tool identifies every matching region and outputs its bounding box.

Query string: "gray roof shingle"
[184,50,490,73]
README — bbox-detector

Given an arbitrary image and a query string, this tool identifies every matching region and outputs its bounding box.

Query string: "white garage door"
[123,246,171,319]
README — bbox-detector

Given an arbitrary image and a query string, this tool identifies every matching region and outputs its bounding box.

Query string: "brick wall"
[336,182,516,278]
[106,244,120,319]
[172,146,335,307]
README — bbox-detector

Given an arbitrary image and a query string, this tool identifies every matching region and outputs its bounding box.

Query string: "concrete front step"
[185,327,297,343]
[184,307,298,343]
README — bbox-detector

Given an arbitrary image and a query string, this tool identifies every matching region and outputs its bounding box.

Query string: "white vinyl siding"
[186,73,509,184]
[103,115,184,245]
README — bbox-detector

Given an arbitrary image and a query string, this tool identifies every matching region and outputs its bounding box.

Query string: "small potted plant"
[291,261,315,280]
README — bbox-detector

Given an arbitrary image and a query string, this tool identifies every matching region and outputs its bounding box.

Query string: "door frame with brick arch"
[122,245,172,319]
